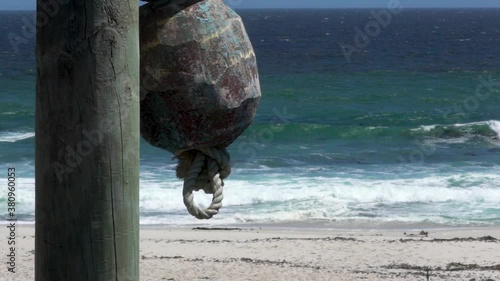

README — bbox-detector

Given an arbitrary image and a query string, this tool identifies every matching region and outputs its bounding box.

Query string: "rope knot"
[175,147,230,219]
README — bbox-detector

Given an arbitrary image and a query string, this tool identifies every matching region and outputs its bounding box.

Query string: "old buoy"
[140,0,261,219]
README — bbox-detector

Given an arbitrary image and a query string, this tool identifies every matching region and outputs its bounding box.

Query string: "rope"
[175,147,231,219]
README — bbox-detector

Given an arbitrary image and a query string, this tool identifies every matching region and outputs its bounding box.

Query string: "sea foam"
[2,169,499,227]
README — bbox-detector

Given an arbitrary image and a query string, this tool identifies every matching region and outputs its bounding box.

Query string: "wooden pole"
[35,1,139,280]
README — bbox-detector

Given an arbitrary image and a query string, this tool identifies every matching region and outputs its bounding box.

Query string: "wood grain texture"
[35,1,139,280]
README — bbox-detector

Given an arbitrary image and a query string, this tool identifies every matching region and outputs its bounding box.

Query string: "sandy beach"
[2,225,499,281]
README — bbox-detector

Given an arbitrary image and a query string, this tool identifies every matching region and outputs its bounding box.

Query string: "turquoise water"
[1,9,500,227]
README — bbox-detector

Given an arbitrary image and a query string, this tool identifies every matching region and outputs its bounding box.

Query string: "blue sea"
[1,9,499,228]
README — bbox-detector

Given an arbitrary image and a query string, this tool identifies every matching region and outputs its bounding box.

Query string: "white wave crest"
[0,131,35,142]
[488,120,500,138]
[137,172,500,225]
[415,120,500,132]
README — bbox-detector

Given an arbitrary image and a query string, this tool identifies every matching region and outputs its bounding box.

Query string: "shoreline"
[3,225,500,280]
[10,220,500,232]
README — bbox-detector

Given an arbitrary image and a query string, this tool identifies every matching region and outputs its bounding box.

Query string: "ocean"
[1,8,499,228]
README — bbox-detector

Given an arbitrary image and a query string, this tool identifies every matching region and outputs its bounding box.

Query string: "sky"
[1,0,500,10]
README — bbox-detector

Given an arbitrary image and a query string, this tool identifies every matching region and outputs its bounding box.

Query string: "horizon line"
[2,7,500,11]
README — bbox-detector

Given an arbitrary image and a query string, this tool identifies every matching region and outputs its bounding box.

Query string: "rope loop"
[175,147,230,219]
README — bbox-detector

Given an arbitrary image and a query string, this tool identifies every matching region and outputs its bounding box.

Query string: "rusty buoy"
[140,0,261,219]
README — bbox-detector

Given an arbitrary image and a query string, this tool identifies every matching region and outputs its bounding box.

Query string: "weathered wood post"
[35,0,139,280]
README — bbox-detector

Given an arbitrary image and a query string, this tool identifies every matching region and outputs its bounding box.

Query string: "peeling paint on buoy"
[140,0,261,153]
